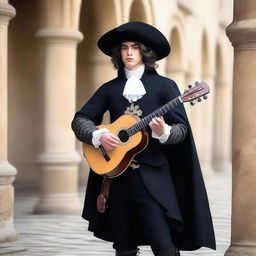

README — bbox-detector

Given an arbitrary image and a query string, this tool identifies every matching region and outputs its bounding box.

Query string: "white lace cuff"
[92,128,109,148]
[152,124,172,143]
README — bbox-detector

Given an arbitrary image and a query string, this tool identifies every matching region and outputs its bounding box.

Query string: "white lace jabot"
[123,64,146,103]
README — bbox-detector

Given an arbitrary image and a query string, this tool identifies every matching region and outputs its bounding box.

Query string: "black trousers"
[108,166,174,253]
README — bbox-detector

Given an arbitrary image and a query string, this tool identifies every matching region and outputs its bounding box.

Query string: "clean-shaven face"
[121,41,143,70]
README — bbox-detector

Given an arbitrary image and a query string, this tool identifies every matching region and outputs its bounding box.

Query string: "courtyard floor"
[1,170,231,256]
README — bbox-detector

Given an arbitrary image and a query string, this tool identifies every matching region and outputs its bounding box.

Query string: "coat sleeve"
[162,123,187,145]
[71,116,98,145]
[160,79,189,145]
[71,83,109,145]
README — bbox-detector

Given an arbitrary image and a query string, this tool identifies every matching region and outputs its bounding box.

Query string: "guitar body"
[83,114,149,178]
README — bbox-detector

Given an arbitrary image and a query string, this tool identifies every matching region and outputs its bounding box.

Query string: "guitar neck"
[127,96,182,136]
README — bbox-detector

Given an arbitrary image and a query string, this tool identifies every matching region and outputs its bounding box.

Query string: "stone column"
[0,1,18,241]
[89,54,115,89]
[213,77,232,172]
[185,71,215,177]
[185,73,207,174]
[200,73,215,176]
[34,29,83,214]
[184,72,200,118]
[166,67,185,91]
[225,0,256,255]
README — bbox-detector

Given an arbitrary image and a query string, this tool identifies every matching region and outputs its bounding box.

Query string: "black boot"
[154,247,180,256]
[115,248,140,256]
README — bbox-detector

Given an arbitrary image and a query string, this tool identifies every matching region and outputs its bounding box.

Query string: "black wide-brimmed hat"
[97,21,170,60]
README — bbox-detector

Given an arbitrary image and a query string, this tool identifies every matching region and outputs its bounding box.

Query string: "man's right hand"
[99,132,120,152]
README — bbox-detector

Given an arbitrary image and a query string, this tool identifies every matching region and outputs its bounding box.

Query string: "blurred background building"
[1,0,237,252]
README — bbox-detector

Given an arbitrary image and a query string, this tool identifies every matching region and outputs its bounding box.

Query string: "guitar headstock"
[180,81,210,105]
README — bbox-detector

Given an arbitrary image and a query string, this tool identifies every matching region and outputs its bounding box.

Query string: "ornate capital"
[0,3,15,25]
[36,28,84,45]
[226,19,256,49]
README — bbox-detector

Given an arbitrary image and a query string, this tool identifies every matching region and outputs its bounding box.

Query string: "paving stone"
[1,170,231,256]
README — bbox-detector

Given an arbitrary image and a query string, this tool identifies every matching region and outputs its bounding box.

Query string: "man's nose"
[127,48,132,55]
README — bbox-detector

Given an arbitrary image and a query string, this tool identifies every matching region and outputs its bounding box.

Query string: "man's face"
[121,41,143,70]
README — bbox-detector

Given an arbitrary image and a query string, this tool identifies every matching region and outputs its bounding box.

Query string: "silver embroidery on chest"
[124,103,143,117]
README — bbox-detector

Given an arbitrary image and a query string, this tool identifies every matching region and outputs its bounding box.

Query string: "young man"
[72,22,216,256]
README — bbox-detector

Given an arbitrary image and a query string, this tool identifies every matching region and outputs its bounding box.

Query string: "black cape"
[75,69,216,251]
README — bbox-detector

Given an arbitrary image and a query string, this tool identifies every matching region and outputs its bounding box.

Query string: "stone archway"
[213,43,232,172]
[76,0,119,184]
[8,0,43,188]
[77,0,118,106]
[165,27,184,88]
[200,31,215,175]
[129,0,147,22]
[129,0,153,23]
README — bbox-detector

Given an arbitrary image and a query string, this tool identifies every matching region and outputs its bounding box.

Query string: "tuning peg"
[195,81,199,86]
[188,84,192,89]
[203,95,208,100]
[198,98,202,102]
[190,101,196,106]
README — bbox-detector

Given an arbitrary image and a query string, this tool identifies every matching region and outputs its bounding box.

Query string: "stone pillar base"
[0,162,18,242]
[0,222,18,243]
[34,151,82,214]
[225,244,256,256]
[34,193,82,214]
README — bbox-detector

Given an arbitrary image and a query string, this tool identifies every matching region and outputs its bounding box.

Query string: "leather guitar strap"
[96,177,112,213]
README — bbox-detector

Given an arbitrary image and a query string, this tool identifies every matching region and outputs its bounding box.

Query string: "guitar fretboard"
[127,96,182,136]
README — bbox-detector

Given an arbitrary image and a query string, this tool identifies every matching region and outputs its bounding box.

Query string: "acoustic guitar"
[83,81,210,178]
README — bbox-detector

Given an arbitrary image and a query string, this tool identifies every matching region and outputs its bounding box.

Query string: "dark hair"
[111,42,158,70]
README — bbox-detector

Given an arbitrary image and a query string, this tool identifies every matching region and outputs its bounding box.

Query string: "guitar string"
[129,97,180,135]
[118,97,181,141]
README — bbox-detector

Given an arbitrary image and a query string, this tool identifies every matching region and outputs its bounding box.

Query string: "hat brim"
[97,22,170,61]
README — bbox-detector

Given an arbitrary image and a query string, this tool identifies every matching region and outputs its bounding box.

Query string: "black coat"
[74,69,216,250]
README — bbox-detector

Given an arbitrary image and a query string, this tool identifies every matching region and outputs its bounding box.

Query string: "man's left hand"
[149,116,165,136]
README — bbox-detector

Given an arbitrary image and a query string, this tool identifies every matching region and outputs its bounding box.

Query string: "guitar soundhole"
[118,129,129,143]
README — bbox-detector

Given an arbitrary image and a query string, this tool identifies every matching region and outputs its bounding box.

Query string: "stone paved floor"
[1,170,231,256]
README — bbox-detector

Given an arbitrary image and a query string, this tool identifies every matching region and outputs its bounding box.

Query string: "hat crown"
[117,26,127,32]
[98,21,171,61]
